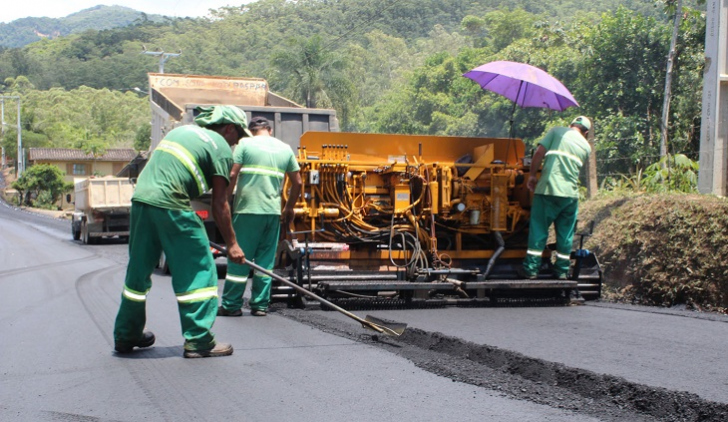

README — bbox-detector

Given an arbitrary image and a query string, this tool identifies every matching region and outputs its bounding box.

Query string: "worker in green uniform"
[218,116,302,317]
[521,116,592,280]
[113,105,248,358]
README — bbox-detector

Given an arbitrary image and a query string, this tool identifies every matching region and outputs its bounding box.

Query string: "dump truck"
[144,73,338,244]
[71,177,133,244]
[115,73,339,270]
[146,73,339,152]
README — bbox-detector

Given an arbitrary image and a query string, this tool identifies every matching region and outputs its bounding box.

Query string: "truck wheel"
[72,222,81,241]
[81,221,89,244]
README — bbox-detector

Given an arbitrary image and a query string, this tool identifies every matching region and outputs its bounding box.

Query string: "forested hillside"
[0,0,707,189]
[0,5,165,48]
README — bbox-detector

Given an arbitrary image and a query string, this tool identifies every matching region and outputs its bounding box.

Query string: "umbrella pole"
[509,100,518,140]
[507,81,524,165]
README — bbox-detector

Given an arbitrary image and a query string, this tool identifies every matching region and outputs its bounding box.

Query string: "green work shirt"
[132,125,233,210]
[535,127,591,198]
[232,135,300,215]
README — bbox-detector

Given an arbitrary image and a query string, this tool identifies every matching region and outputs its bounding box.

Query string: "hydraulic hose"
[482,231,505,279]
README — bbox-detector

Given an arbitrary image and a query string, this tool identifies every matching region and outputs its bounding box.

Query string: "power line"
[322,0,405,51]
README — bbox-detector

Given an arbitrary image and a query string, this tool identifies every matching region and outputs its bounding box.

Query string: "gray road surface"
[0,203,604,422]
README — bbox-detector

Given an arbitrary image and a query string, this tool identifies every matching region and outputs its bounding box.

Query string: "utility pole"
[141,46,181,73]
[699,1,728,194]
[0,96,21,176]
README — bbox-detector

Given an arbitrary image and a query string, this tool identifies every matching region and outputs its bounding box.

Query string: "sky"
[2,1,252,23]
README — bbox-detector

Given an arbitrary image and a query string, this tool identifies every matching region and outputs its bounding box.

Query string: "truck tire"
[72,222,81,241]
[81,221,89,245]
[81,221,97,245]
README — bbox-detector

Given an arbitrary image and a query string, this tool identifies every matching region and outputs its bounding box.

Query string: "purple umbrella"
[463,61,579,163]
[463,60,579,112]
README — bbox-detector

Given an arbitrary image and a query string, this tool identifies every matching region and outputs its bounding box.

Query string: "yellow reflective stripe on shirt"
[545,150,583,166]
[157,140,208,194]
[176,286,218,303]
[240,166,285,179]
[123,286,149,302]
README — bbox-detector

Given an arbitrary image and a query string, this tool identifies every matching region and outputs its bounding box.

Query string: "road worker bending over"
[113,105,248,358]
[218,116,302,317]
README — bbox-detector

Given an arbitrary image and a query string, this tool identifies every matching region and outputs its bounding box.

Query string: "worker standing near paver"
[520,116,592,280]
[113,105,248,358]
[218,116,302,317]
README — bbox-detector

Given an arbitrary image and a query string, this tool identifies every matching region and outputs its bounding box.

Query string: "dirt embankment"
[578,194,728,313]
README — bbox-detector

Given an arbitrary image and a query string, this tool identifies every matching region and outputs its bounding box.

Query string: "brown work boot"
[183,342,234,359]
[250,309,267,317]
[217,306,243,317]
[115,331,156,354]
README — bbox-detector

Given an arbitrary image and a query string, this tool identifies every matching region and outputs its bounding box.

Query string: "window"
[72,164,86,175]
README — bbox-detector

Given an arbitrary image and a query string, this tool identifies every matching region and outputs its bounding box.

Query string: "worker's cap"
[248,116,271,131]
[570,116,591,131]
[194,106,253,137]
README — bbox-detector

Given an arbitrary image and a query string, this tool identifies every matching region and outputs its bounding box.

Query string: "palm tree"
[270,35,355,122]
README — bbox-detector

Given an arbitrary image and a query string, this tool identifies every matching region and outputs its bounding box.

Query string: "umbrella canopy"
[463,61,578,112]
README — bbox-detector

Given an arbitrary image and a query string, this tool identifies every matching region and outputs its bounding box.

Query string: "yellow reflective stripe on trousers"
[123,286,149,302]
[157,140,208,194]
[176,286,218,303]
[226,274,248,283]
[240,166,285,179]
[555,252,571,260]
[545,150,583,166]
[527,249,542,257]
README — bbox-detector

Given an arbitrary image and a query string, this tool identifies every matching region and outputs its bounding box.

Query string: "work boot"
[570,289,585,305]
[115,331,156,354]
[516,266,537,280]
[183,342,234,358]
[217,306,243,317]
[251,309,267,317]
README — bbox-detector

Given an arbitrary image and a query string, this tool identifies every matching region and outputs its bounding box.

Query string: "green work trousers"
[221,214,280,312]
[113,202,219,351]
[523,194,579,277]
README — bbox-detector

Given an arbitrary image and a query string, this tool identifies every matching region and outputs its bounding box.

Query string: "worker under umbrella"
[520,116,592,280]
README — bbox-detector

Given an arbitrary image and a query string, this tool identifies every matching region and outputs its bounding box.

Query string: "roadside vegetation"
[580,193,728,314]
[0,0,706,178]
[10,164,72,209]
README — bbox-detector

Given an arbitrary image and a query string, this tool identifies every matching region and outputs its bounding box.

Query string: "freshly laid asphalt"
[1,200,727,421]
[0,202,600,422]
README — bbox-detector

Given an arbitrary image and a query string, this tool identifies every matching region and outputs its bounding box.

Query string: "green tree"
[11,164,72,208]
[134,122,151,151]
[576,7,671,176]
[269,35,356,124]
[656,0,705,164]
[481,8,538,52]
